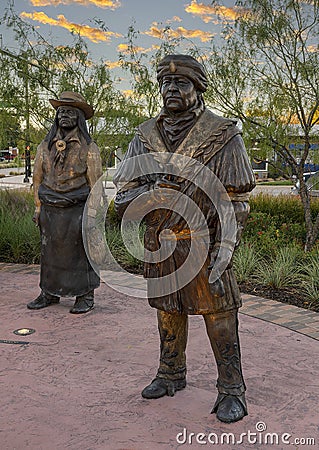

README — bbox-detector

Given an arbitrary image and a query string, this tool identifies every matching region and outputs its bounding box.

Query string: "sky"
[0,0,241,90]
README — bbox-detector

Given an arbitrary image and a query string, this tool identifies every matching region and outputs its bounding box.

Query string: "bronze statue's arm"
[114,180,153,218]
[207,134,255,296]
[32,143,44,226]
[114,175,180,219]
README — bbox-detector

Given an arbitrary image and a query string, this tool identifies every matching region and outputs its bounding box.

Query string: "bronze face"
[161,75,197,112]
[57,106,78,129]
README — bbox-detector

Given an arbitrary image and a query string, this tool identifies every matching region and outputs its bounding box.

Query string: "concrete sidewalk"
[0,174,31,190]
[0,264,318,450]
[0,174,116,194]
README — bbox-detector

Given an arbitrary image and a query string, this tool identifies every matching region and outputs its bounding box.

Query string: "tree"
[203,0,319,250]
[0,2,145,166]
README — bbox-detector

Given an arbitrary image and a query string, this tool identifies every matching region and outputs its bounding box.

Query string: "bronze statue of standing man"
[114,55,255,423]
[27,92,102,314]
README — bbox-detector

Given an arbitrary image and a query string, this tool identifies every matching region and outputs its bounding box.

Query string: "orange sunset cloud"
[117,43,160,54]
[105,60,123,69]
[185,1,245,23]
[144,24,213,43]
[29,0,121,8]
[307,45,318,53]
[20,11,122,43]
[166,16,183,24]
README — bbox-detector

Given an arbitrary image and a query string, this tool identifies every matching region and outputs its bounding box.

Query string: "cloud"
[117,43,159,54]
[105,60,123,69]
[122,89,134,97]
[20,11,122,43]
[117,43,144,54]
[166,16,182,24]
[185,1,244,23]
[307,45,318,53]
[144,24,213,43]
[29,0,121,8]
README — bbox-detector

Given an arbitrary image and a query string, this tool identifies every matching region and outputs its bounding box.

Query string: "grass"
[104,224,144,271]
[257,180,293,185]
[254,246,303,289]
[300,254,319,304]
[0,190,40,264]
[233,243,261,284]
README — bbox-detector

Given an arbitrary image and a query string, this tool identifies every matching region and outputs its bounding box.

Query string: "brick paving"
[1,262,318,340]
[1,262,319,449]
[241,293,319,341]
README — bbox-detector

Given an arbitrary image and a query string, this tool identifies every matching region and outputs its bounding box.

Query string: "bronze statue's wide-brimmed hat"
[49,91,94,120]
[157,54,208,93]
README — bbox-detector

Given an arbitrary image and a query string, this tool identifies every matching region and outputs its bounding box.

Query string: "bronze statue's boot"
[204,309,248,423]
[70,290,94,314]
[27,291,60,310]
[142,310,188,399]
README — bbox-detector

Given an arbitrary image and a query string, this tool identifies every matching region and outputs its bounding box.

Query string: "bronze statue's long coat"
[114,110,255,314]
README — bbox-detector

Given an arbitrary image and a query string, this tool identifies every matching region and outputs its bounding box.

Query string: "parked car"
[292,171,319,196]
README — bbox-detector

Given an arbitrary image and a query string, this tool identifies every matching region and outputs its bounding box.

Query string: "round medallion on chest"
[56,140,67,152]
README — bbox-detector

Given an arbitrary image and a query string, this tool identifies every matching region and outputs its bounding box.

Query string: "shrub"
[300,253,319,304]
[233,243,261,284]
[104,224,144,272]
[0,190,40,264]
[254,246,303,289]
[250,193,319,224]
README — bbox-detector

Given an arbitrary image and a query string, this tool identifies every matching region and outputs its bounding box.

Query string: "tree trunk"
[298,178,316,251]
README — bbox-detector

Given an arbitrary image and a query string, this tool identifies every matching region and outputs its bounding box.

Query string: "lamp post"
[23,145,31,183]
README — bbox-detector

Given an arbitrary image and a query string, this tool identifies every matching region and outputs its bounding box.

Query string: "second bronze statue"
[27,92,102,314]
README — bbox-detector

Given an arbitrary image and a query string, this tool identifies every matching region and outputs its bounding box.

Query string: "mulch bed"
[239,282,319,313]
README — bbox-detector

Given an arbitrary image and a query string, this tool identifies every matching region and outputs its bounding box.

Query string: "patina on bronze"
[114,55,256,423]
[27,91,102,314]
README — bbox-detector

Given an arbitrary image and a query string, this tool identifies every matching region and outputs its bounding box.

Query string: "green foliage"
[105,199,121,227]
[249,193,319,225]
[0,190,40,263]
[300,252,319,304]
[233,243,261,283]
[242,194,319,255]
[254,246,303,289]
[249,194,304,224]
[104,222,144,272]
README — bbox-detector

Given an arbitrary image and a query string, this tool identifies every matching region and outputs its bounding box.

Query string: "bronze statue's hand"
[154,175,181,191]
[207,255,225,297]
[150,177,181,204]
[207,243,234,298]
[32,208,40,227]
[208,278,225,297]
[208,243,234,271]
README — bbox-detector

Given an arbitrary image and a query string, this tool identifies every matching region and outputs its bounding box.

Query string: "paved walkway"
[0,174,116,195]
[0,263,318,449]
[0,174,31,190]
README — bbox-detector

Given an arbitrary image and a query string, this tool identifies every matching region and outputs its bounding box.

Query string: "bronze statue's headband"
[157,54,208,93]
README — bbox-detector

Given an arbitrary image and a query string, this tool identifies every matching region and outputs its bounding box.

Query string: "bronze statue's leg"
[141,310,188,399]
[203,309,248,423]
[70,290,94,314]
[27,291,60,310]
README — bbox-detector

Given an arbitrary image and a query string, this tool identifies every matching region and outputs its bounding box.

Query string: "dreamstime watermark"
[175,422,316,446]
[82,152,237,297]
